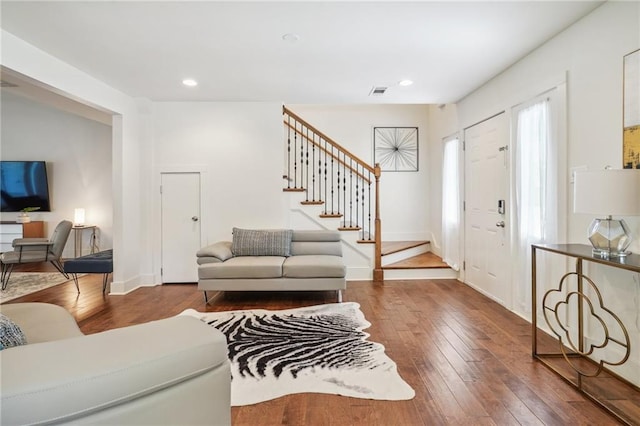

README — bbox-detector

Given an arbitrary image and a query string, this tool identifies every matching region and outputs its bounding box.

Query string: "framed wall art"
[373,127,418,172]
[623,48,640,169]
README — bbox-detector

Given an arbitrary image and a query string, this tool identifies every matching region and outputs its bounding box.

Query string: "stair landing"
[383,252,449,269]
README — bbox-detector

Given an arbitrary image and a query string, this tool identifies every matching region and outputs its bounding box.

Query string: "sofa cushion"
[199,256,285,279]
[292,230,341,242]
[290,230,342,256]
[0,313,27,350]
[282,255,346,278]
[232,228,293,257]
[196,241,233,262]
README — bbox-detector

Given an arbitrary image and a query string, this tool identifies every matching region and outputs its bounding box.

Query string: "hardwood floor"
[2,263,623,425]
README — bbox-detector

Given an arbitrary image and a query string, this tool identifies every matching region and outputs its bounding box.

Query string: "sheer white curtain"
[442,136,461,271]
[514,98,558,312]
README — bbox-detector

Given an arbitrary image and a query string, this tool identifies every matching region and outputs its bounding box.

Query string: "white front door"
[161,172,201,283]
[464,113,511,306]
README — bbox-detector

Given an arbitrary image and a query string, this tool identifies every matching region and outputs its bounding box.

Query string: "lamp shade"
[74,208,85,226]
[574,170,640,216]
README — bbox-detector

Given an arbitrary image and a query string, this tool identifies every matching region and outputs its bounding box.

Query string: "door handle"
[192,216,199,222]
[496,221,505,228]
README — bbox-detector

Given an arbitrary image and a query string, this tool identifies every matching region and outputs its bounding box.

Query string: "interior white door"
[161,172,201,283]
[464,113,510,306]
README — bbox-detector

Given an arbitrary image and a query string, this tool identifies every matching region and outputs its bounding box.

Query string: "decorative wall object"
[624,49,640,169]
[373,127,418,171]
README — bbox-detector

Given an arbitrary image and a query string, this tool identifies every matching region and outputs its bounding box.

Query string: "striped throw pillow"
[232,228,293,257]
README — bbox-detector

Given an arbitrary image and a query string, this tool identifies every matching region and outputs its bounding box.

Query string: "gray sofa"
[0,303,231,425]
[197,229,346,303]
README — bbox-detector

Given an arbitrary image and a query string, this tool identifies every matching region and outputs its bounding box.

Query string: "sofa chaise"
[197,228,346,304]
[0,302,231,425]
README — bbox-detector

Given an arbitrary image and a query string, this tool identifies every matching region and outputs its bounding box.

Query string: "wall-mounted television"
[0,161,51,212]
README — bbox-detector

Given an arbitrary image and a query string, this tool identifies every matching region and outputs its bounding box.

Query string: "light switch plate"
[570,165,587,184]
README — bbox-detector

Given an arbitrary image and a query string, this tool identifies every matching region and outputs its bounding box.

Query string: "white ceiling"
[1,1,602,105]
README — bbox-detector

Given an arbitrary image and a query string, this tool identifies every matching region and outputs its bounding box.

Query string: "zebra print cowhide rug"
[180,302,415,406]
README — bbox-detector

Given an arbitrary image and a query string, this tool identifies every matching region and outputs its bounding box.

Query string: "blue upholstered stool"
[64,249,113,293]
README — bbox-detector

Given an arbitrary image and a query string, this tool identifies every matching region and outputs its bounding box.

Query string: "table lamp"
[74,208,85,227]
[574,169,640,258]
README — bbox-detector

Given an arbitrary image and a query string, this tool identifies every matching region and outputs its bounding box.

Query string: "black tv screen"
[0,161,51,212]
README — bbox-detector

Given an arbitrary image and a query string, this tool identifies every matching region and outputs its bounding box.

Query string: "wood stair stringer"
[381,240,430,266]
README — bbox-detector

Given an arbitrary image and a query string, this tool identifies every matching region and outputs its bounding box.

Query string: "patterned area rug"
[180,302,415,406]
[0,273,72,304]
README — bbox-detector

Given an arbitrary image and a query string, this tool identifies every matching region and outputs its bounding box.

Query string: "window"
[513,85,566,313]
[442,135,461,271]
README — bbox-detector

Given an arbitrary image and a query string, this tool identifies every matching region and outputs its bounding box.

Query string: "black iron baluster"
[323,138,328,214]
[301,126,306,195]
[361,168,366,239]
[331,145,335,214]
[355,162,359,231]
[348,156,352,228]
[368,171,372,240]
[293,120,298,188]
[336,150,341,216]
[311,133,316,201]
[286,115,291,189]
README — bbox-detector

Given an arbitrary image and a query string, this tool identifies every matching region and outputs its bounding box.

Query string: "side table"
[72,225,98,258]
[531,243,640,425]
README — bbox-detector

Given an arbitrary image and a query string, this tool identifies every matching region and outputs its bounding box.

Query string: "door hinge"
[463,201,466,212]
[159,185,162,194]
[462,140,466,151]
[160,267,163,276]
[463,261,466,271]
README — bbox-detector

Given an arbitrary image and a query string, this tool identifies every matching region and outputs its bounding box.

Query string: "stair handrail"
[284,121,372,184]
[283,106,375,174]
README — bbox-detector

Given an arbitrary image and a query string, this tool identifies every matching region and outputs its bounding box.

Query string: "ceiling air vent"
[369,86,388,96]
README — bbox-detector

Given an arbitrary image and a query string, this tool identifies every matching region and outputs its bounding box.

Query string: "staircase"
[282,106,455,281]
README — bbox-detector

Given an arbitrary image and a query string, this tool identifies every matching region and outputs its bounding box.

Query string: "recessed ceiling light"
[182,78,198,87]
[399,79,413,87]
[282,33,300,43]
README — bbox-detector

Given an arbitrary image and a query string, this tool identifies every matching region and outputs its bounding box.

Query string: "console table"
[0,221,45,252]
[71,225,98,258]
[531,244,640,425]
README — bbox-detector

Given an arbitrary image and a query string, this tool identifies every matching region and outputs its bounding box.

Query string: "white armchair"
[0,303,231,425]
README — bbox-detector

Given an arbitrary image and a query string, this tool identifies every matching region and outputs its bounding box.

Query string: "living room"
[1,1,640,424]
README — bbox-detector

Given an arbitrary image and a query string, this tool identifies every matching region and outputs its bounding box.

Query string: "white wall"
[1,30,145,294]
[289,104,432,244]
[150,102,286,279]
[434,2,640,386]
[428,1,640,283]
[457,1,640,251]
[0,92,113,258]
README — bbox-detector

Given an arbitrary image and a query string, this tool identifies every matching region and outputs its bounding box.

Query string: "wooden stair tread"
[383,252,449,270]
[381,240,430,256]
